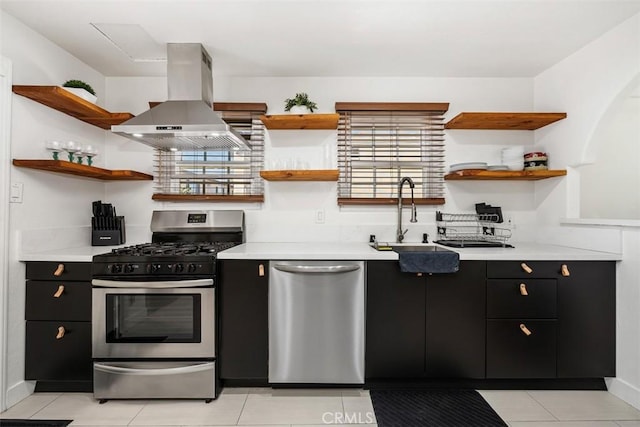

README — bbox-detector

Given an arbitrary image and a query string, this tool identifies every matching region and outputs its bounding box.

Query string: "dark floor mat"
[370,389,507,427]
[0,420,72,427]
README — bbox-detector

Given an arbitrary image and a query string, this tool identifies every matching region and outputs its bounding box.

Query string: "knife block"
[92,216,126,246]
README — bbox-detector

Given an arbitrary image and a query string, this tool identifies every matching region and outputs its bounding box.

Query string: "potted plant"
[284,92,317,114]
[61,79,97,103]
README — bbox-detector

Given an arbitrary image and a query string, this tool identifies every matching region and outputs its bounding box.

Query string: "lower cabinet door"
[26,321,92,381]
[486,320,556,379]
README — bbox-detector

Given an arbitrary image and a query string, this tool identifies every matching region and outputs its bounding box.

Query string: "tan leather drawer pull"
[519,283,529,296]
[519,323,532,336]
[416,273,423,277]
[53,285,65,298]
[53,263,65,277]
[521,262,533,274]
[56,326,65,339]
[258,264,265,277]
[561,264,570,277]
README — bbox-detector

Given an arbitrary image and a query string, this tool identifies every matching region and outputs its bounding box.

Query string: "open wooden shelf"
[260,169,339,181]
[12,85,134,130]
[152,194,264,202]
[259,114,339,130]
[445,112,567,130]
[444,169,567,181]
[13,160,153,181]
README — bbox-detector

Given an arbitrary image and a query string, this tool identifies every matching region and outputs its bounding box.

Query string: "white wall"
[105,76,541,243]
[0,10,107,408]
[534,13,640,409]
[580,79,640,219]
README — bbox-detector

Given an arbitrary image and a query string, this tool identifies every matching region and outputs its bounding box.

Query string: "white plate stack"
[501,147,524,171]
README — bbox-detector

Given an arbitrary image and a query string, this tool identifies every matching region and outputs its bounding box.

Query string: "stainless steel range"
[91,210,244,402]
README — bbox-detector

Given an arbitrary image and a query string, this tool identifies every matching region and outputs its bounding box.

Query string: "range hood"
[112,43,251,151]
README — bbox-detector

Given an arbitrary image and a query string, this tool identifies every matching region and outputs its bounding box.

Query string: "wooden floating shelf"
[12,85,134,130]
[13,160,153,181]
[259,113,339,130]
[260,169,339,181]
[445,112,567,130]
[444,169,567,181]
[152,194,264,202]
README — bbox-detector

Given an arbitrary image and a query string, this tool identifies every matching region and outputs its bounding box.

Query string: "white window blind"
[152,104,265,202]
[335,102,448,205]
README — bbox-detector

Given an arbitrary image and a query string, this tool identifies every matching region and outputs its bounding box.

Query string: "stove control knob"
[124,264,135,273]
[151,264,162,273]
[174,263,184,273]
[112,264,122,274]
[187,263,198,273]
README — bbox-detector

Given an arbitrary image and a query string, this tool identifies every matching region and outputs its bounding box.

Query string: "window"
[335,102,448,205]
[152,103,266,202]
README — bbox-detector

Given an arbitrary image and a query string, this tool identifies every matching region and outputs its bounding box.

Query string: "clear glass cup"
[45,140,61,160]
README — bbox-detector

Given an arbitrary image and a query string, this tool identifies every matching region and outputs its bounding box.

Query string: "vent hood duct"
[112,43,251,151]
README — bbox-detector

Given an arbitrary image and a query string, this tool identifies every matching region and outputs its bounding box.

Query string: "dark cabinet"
[486,260,615,380]
[25,261,92,391]
[487,319,557,378]
[425,261,486,378]
[366,261,426,378]
[366,260,486,379]
[218,260,269,383]
[556,261,615,378]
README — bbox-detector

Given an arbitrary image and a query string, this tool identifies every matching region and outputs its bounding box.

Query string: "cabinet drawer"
[26,281,91,321]
[26,321,92,381]
[487,261,571,279]
[487,279,557,319]
[26,262,91,281]
[486,320,556,379]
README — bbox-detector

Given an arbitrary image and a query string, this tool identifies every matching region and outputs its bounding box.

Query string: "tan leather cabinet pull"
[561,264,570,277]
[521,262,533,274]
[416,273,423,277]
[520,323,532,336]
[258,264,265,277]
[53,285,65,298]
[56,326,65,339]
[53,263,65,277]
[519,283,529,296]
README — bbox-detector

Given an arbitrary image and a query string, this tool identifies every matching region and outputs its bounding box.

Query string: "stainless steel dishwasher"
[269,260,365,384]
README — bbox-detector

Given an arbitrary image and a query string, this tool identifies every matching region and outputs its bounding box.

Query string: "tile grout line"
[126,399,151,426]
[28,392,65,420]
[525,390,560,421]
[234,391,249,425]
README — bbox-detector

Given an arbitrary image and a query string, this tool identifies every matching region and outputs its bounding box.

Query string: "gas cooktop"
[106,241,239,257]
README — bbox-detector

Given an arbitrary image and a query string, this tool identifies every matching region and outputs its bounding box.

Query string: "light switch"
[10,182,23,203]
[315,210,325,224]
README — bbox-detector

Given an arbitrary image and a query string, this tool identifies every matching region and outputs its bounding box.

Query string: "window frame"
[335,102,449,206]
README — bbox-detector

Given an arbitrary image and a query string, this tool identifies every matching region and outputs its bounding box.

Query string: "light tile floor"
[1,388,640,426]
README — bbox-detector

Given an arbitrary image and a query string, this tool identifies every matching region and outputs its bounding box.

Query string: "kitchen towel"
[370,389,507,427]
[398,250,459,274]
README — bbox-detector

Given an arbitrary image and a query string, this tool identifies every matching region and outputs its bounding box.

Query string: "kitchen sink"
[372,243,455,253]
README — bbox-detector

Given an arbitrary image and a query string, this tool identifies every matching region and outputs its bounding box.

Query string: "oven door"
[92,282,214,359]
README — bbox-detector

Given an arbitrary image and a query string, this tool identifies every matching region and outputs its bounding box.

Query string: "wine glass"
[62,141,81,162]
[45,140,62,160]
[83,145,98,166]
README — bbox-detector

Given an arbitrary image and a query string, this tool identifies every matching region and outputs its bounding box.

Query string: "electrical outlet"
[315,210,325,224]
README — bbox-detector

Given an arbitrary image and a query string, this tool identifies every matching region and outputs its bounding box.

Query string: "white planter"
[60,86,97,104]
[288,105,311,114]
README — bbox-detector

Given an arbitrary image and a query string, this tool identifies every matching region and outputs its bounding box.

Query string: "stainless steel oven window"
[105,293,201,343]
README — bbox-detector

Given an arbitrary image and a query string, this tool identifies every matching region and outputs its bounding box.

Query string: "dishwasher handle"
[273,264,361,274]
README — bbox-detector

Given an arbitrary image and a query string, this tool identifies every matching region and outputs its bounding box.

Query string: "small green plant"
[284,92,317,113]
[62,79,96,96]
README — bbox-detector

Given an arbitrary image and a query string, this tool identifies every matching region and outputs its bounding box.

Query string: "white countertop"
[218,242,622,261]
[19,241,621,263]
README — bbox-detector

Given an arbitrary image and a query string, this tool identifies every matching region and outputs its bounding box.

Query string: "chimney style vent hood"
[112,43,251,151]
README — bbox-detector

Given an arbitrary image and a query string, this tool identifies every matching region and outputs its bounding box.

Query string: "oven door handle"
[91,279,213,288]
[94,362,215,376]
